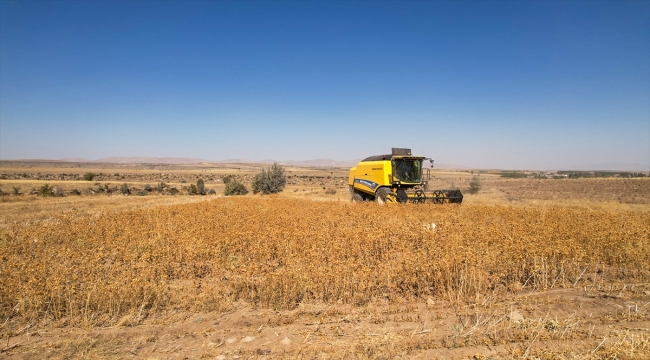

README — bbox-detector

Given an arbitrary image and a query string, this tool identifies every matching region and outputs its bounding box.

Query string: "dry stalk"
[593,337,607,353]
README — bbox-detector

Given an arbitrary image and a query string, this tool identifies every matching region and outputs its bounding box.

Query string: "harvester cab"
[348,148,463,204]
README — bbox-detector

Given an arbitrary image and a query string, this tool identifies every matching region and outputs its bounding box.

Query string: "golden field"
[1,162,650,358]
[1,190,649,358]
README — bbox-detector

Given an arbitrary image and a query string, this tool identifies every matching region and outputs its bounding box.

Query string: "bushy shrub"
[224,181,248,196]
[221,175,233,184]
[12,186,20,195]
[169,187,179,195]
[119,183,130,195]
[468,176,481,194]
[38,184,53,197]
[135,190,147,196]
[252,163,286,194]
[144,184,152,192]
[188,184,198,195]
[196,179,205,195]
[325,188,337,195]
[83,172,95,181]
[208,189,216,195]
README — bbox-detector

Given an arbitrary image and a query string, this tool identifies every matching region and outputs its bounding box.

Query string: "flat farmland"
[429,176,650,210]
[0,162,649,359]
[459,178,649,204]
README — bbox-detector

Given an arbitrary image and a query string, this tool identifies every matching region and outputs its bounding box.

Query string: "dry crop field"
[1,163,650,359]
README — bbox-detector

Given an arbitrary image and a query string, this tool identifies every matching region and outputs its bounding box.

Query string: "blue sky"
[1,0,649,170]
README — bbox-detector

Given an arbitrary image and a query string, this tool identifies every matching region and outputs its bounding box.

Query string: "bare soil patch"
[3,288,648,359]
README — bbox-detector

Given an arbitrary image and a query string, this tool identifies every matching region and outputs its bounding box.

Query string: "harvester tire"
[351,193,363,203]
[375,187,394,204]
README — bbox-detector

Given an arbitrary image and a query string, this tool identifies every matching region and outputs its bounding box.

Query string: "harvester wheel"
[375,187,395,204]
[351,193,363,203]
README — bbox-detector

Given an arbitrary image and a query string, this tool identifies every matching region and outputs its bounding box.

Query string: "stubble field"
[1,162,649,359]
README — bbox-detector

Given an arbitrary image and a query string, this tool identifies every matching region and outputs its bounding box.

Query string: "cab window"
[393,159,422,183]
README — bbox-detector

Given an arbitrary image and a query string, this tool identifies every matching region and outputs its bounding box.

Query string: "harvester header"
[348,148,463,204]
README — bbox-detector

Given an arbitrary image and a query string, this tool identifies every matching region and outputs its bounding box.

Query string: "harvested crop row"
[1,197,648,327]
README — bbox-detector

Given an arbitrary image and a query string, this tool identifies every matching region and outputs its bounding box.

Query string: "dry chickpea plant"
[0,166,649,359]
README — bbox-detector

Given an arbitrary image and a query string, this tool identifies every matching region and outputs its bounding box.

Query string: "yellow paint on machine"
[348,160,392,195]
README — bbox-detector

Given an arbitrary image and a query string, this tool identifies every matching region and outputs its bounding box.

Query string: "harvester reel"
[413,190,426,204]
[431,190,445,204]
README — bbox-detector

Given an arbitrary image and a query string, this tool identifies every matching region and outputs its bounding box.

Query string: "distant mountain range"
[15,156,645,171]
[223,158,360,167]
[57,156,359,167]
[94,156,208,164]
[52,156,469,169]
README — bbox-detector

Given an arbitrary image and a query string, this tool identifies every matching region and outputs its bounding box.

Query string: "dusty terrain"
[4,288,649,359]
[1,161,649,359]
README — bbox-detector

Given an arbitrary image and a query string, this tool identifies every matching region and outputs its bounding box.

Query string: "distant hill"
[268,159,359,167]
[52,156,358,166]
[216,158,257,164]
[59,158,93,162]
[43,156,474,169]
[215,158,360,167]
[93,156,208,164]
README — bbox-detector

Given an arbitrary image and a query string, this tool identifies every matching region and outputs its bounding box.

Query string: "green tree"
[224,180,248,196]
[252,163,286,194]
[468,176,481,194]
[38,184,53,197]
[82,172,95,181]
[196,179,205,195]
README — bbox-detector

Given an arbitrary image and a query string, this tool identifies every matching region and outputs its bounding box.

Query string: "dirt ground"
[3,288,649,359]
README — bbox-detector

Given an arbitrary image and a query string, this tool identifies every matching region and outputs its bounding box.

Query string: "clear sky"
[1,0,649,170]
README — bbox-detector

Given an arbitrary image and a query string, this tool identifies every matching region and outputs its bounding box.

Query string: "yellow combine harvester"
[348,148,463,204]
